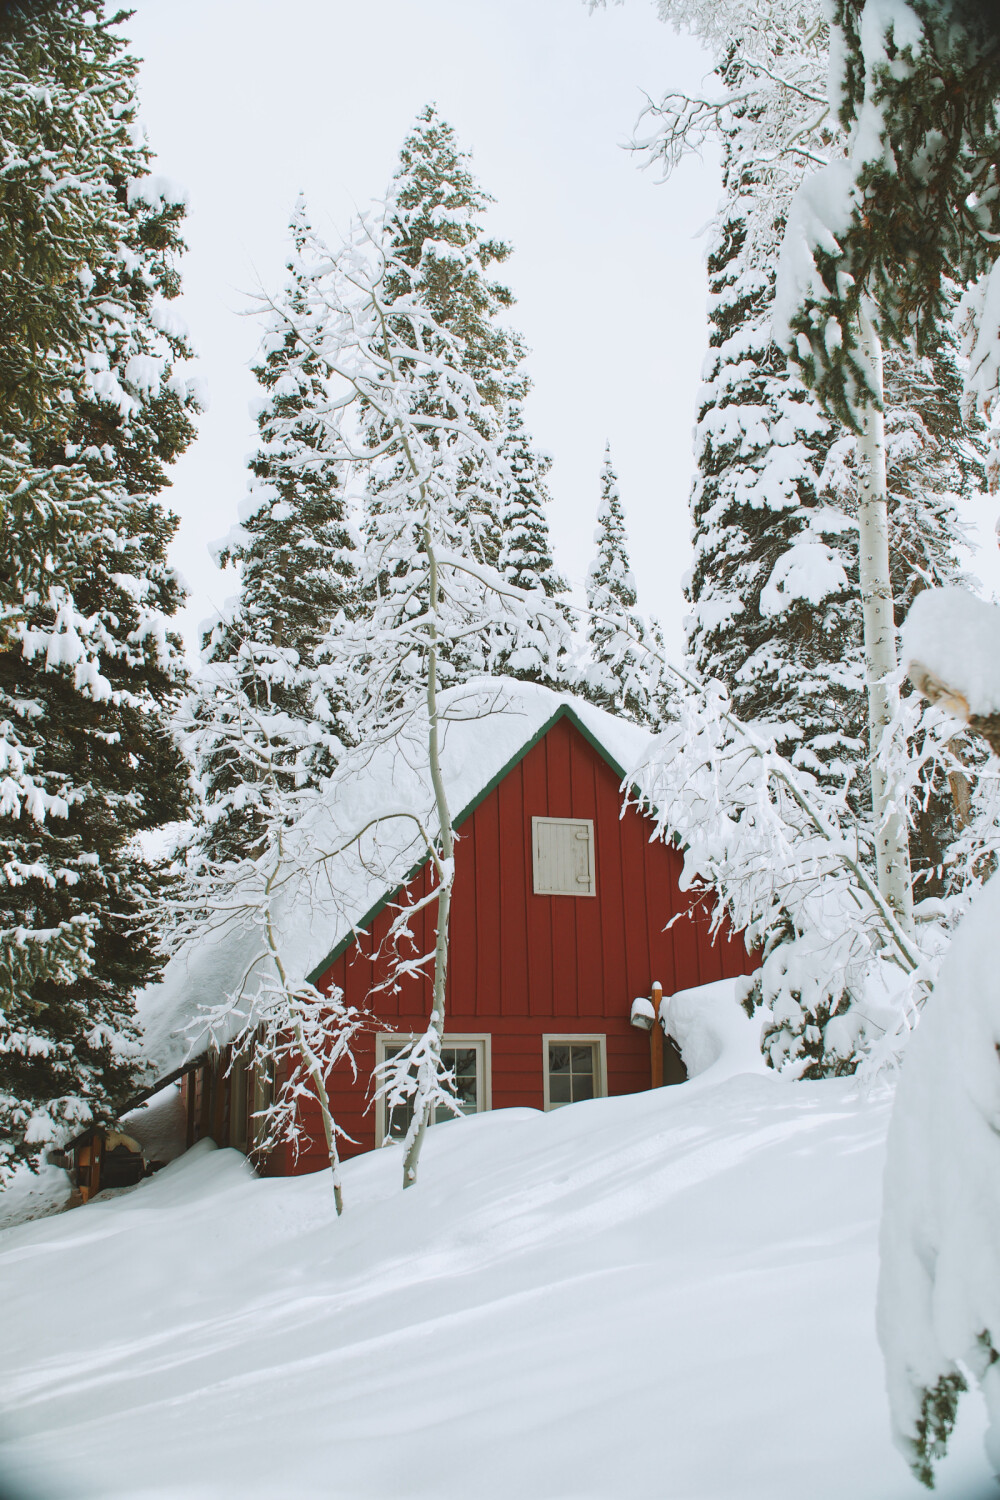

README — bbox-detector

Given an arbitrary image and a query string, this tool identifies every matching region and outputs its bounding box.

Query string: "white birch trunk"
[856,302,913,932]
[402,518,455,1190]
[263,848,346,1215]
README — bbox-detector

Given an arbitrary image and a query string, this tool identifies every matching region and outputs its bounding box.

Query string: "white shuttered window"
[532,817,596,897]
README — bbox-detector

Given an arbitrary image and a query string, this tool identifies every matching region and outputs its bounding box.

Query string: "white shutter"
[532,817,596,896]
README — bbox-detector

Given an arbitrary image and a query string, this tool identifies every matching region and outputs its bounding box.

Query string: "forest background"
[125,0,1000,661]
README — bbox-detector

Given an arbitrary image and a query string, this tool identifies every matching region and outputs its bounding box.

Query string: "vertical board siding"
[283,715,756,1170]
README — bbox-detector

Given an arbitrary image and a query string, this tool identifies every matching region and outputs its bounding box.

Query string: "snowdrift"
[1,1056,994,1500]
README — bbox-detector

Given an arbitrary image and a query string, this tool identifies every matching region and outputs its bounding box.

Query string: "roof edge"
[305,699,632,986]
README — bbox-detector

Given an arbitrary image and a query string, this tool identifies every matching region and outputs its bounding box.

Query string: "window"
[375,1034,491,1145]
[543,1035,607,1110]
[532,816,596,897]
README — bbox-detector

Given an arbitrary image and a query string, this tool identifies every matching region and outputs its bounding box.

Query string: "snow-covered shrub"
[630,676,926,1078]
[878,870,1000,1486]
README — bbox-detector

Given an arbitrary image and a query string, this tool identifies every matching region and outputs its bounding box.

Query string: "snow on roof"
[137,678,652,1082]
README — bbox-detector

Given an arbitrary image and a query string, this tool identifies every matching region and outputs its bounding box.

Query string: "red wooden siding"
[267,714,756,1174]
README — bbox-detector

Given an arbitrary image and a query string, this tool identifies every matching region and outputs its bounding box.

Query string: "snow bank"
[0,1076,989,1499]
[0,1159,73,1232]
[902,587,1000,718]
[878,867,1000,1483]
[138,679,652,1078]
[663,976,768,1084]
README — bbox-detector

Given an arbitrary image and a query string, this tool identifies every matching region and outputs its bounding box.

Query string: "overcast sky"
[125,0,722,658]
[125,0,1000,663]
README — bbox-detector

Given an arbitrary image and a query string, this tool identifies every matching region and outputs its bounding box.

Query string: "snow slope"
[0,1064,993,1499]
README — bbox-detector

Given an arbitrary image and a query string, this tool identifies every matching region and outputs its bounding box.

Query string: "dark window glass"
[547,1042,598,1108]
[384,1043,480,1140]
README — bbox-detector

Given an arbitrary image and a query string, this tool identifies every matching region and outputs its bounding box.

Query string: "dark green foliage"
[387,104,515,412]
[910,1370,967,1488]
[689,126,866,792]
[193,198,356,867]
[362,105,568,691]
[584,447,669,726]
[0,0,196,1177]
[785,0,1000,426]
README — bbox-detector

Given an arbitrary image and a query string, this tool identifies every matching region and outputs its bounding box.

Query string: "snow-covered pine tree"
[776,0,1000,431]
[820,319,986,895]
[386,104,515,439]
[583,445,670,726]
[493,392,569,685]
[189,197,356,869]
[265,196,566,1187]
[360,105,570,688]
[637,0,986,1073]
[638,5,869,780]
[0,1,198,1179]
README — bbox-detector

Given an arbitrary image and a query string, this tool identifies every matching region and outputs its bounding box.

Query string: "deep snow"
[1,1063,995,1500]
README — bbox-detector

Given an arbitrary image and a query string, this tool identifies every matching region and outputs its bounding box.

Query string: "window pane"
[386,1041,482,1135]
[547,1041,600,1109]
[548,1044,570,1074]
[549,1073,572,1105]
[438,1046,479,1118]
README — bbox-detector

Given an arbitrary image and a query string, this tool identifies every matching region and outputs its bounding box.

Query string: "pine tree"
[819,321,986,895]
[584,446,670,726]
[250,194,565,1188]
[353,106,571,692]
[493,395,569,685]
[669,45,866,794]
[189,198,356,868]
[643,0,987,1074]
[386,104,515,426]
[0,1,197,1179]
[777,0,1000,429]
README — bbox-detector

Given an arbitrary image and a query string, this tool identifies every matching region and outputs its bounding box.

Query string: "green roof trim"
[305,701,634,986]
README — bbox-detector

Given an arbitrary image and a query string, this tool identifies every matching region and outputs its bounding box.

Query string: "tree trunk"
[857,302,913,932]
[402,521,454,1190]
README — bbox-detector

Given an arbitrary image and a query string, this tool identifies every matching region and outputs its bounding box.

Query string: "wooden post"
[650,981,664,1089]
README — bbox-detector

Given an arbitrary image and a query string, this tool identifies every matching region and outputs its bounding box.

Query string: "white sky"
[125,0,1000,663]
[125,0,720,659]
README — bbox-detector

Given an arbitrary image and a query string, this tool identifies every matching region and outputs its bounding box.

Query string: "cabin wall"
[269,716,755,1175]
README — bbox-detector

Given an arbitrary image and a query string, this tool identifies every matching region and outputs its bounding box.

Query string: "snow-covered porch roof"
[137,679,654,1083]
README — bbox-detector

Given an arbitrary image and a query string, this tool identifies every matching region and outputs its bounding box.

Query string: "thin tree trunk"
[291,1016,344,1215]
[402,520,455,1190]
[265,840,344,1215]
[857,302,913,932]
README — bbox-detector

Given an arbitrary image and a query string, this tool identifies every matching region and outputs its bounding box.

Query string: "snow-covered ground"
[0,1053,994,1499]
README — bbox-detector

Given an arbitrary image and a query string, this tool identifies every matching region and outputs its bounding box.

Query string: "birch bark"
[857,302,913,931]
[402,517,454,1189]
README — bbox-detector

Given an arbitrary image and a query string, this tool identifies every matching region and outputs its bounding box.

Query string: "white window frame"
[531,816,596,897]
[374,1032,492,1146]
[541,1033,608,1111]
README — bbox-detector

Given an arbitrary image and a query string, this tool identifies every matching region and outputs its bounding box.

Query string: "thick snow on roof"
[138,679,652,1081]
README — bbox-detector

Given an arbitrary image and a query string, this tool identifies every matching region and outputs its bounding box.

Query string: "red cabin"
[138,684,756,1178]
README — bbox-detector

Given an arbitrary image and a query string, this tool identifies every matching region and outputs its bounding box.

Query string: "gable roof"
[304,696,635,986]
[137,679,653,1081]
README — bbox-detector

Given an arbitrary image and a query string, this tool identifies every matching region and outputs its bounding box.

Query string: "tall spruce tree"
[493,394,569,684]
[189,198,357,868]
[676,46,866,794]
[0,1,197,1178]
[643,0,987,1074]
[283,194,570,1187]
[360,105,570,689]
[584,446,670,726]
